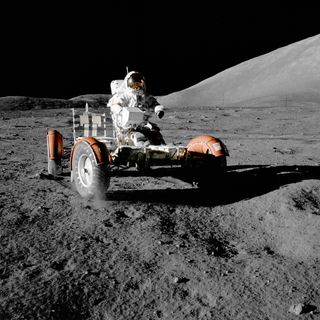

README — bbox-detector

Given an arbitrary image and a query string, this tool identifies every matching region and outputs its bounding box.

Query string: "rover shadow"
[106,165,320,206]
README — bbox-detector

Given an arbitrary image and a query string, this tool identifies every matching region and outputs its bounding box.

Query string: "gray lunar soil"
[1,102,320,320]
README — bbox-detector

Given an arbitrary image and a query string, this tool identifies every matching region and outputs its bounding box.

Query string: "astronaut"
[107,71,166,146]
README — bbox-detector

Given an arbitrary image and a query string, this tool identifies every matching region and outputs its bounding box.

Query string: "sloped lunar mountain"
[159,34,320,108]
[1,35,320,320]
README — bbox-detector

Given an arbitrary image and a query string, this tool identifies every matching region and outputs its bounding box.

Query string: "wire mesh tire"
[48,159,62,177]
[196,155,227,189]
[72,141,110,200]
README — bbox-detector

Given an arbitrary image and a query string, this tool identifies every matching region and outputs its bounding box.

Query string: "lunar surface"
[1,34,320,320]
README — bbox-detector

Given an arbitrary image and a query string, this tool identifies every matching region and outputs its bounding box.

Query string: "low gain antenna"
[126,66,129,73]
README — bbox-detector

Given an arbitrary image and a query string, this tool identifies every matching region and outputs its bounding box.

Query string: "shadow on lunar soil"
[105,165,320,206]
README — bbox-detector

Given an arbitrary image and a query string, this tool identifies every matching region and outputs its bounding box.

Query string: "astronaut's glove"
[155,105,165,119]
[156,110,164,119]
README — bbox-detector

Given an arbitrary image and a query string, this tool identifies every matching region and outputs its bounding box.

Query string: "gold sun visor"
[127,72,145,90]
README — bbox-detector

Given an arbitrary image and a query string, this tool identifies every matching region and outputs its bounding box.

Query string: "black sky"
[1,2,319,99]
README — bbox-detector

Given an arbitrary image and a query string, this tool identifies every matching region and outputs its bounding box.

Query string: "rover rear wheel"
[196,155,227,189]
[184,154,227,189]
[72,141,110,200]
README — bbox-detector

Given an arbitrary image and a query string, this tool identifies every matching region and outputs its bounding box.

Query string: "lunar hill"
[159,33,320,108]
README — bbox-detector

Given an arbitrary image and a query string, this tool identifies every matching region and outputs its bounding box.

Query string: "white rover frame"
[71,102,188,171]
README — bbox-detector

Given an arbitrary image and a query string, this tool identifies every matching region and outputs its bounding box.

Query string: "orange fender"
[70,137,111,170]
[47,129,64,161]
[187,135,228,157]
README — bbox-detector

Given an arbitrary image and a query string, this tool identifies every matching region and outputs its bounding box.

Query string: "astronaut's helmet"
[127,71,146,92]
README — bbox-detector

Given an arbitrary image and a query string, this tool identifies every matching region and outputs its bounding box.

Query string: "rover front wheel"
[72,141,110,200]
[48,159,61,177]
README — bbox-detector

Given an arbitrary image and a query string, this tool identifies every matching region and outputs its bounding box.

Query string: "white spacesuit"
[107,71,166,146]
